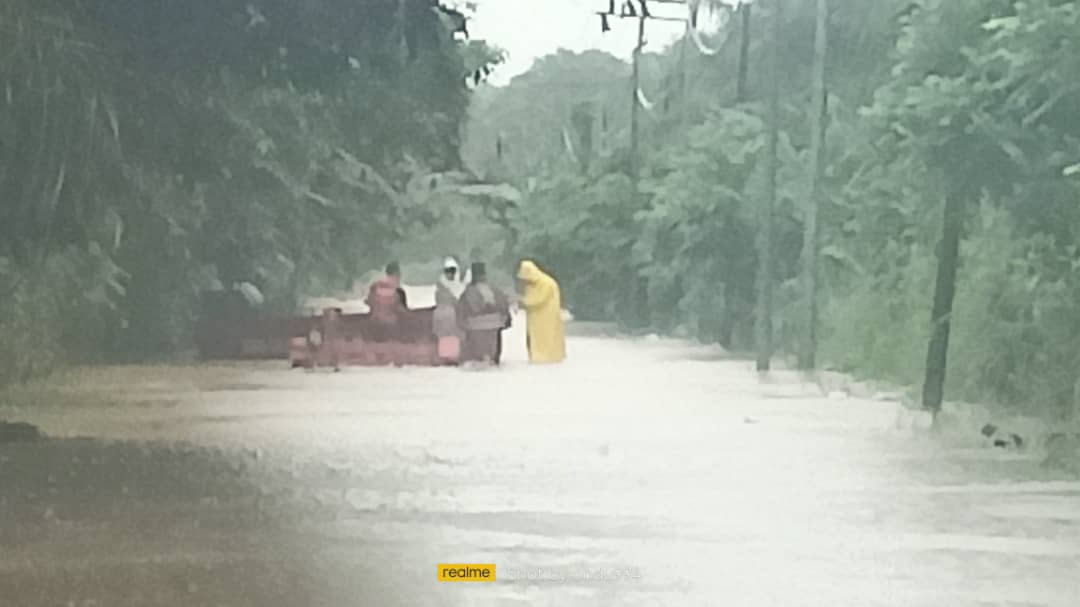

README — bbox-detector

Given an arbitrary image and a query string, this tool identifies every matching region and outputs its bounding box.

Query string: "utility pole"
[735,2,752,103]
[598,0,691,329]
[755,0,782,373]
[597,0,688,195]
[630,13,645,192]
[798,0,828,370]
[677,19,690,129]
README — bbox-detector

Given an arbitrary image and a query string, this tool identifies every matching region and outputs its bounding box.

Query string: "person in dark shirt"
[457,262,510,365]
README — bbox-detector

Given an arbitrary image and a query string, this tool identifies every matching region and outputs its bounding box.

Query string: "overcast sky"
[468,0,693,85]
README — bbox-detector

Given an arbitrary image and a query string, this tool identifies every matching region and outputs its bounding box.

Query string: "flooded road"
[2,320,1078,606]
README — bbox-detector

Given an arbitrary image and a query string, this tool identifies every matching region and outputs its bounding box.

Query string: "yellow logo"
[437,564,496,582]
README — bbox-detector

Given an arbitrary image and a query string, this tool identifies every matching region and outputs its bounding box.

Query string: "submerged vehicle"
[288,306,444,368]
[193,286,451,367]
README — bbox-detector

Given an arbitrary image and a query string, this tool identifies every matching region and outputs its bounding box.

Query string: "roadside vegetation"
[0,0,501,383]
[465,0,1080,422]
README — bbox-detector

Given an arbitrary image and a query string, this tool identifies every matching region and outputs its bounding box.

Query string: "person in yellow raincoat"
[516,260,566,363]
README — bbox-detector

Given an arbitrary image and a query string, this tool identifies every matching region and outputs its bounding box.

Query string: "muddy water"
[2,321,1078,606]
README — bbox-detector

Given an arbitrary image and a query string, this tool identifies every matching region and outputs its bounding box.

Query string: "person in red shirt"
[366,262,408,341]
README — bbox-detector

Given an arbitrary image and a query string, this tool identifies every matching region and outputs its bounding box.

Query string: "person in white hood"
[433,257,465,363]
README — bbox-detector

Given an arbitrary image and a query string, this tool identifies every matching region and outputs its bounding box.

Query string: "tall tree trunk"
[735,2,752,103]
[921,186,964,414]
[755,0,781,372]
[798,0,828,371]
[571,102,595,173]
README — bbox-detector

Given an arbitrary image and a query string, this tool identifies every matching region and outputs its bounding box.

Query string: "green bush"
[0,247,122,384]
[946,207,1080,419]
[817,247,934,385]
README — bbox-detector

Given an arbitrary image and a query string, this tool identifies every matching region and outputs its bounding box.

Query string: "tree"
[860,0,1080,414]
[0,0,500,377]
[462,50,632,183]
[465,0,1080,424]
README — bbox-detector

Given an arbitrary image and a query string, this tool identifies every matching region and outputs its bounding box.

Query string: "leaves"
[492,0,1080,408]
[0,0,499,368]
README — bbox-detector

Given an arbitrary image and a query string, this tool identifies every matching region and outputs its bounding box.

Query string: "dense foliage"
[467,0,1080,418]
[0,0,499,381]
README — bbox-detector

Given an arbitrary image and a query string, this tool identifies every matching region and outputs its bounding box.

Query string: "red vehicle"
[193,290,450,367]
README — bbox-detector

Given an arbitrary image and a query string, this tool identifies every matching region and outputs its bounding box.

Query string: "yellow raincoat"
[517,260,566,363]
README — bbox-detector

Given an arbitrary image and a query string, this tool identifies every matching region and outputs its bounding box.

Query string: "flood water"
[2,317,1078,606]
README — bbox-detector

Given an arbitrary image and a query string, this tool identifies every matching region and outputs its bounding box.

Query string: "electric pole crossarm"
[599,13,688,22]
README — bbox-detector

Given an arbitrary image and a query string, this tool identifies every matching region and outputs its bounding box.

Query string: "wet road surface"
[2,320,1079,606]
